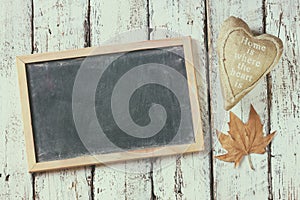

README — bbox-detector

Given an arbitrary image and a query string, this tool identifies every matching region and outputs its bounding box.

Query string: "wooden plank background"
[0,0,298,199]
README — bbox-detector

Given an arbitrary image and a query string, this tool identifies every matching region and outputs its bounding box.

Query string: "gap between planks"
[204,0,215,199]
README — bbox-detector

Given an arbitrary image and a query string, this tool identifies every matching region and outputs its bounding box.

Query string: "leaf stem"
[247,154,255,171]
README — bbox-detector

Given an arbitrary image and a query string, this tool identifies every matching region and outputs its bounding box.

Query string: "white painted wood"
[0,0,33,199]
[266,0,300,199]
[90,0,152,199]
[150,0,211,199]
[1,0,300,199]
[207,0,271,199]
[90,0,148,46]
[32,0,91,199]
[92,163,126,199]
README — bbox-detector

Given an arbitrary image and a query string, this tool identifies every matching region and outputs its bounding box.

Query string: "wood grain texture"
[207,0,271,199]
[90,0,148,46]
[90,0,152,199]
[0,0,33,199]
[1,0,299,199]
[32,0,91,199]
[266,0,300,199]
[149,0,212,199]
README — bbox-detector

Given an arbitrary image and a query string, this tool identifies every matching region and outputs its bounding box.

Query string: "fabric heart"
[217,16,283,110]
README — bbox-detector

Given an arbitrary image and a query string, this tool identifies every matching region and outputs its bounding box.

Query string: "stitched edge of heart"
[222,29,282,100]
[217,16,283,110]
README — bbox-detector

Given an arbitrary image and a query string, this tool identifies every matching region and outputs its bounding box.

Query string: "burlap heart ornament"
[217,16,283,110]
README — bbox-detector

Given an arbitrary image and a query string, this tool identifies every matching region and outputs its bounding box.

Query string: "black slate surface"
[26,46,195,162]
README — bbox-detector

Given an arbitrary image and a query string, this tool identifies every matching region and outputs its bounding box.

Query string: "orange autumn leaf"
[215,105,275,170]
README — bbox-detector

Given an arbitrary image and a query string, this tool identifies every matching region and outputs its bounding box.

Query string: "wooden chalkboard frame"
[16,37,204,172]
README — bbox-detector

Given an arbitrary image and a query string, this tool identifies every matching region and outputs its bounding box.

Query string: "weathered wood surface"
[207,0,271,199]
[266,0,300,199]
[0,0,299,199]
[0,0,33,199]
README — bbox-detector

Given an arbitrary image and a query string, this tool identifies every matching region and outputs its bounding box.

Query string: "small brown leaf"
[215,105,275,170]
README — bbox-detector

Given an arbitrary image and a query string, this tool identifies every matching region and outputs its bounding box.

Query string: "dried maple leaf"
[215,105,275,170]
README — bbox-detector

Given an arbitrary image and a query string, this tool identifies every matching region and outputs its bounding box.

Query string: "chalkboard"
[17,37,203,172]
